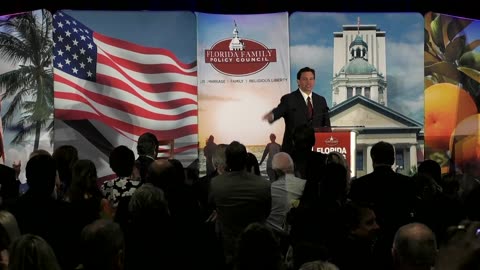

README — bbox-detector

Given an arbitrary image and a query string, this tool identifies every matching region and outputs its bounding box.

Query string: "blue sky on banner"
[290,12,424,124]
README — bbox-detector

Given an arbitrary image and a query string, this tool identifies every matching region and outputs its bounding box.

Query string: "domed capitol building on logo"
[329,19,423,177]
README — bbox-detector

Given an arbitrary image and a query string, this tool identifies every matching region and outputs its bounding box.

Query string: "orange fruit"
[424,83,477,151]
[449,113,480,175]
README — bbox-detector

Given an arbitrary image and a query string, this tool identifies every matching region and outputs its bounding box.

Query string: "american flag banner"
[53,11,199,179]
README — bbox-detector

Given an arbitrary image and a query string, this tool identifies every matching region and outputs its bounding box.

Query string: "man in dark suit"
[0,164,19,209]
[263,66,331,155]
[209,141,271,266]
[348,141,416,270]
[134,132,158,183]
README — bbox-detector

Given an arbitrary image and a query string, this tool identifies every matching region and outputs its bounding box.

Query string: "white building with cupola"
[329,21,424,177]
[332,24,387,107]
[229,21,245,51]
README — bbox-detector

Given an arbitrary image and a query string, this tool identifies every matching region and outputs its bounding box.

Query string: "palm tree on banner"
[0,10,54,150]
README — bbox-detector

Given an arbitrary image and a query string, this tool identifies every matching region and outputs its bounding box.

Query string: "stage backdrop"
[197,12,290,177]
[424,12,480,177]
[53,10,198,180]
[0,10,54,182]
[290,12,424,176]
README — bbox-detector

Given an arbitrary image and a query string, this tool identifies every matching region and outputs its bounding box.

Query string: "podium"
[313,128,357,179]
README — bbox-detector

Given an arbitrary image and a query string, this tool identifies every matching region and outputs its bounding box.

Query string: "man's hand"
[263,112,274,122]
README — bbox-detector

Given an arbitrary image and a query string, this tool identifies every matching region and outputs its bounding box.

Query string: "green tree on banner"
[0,10,54,150]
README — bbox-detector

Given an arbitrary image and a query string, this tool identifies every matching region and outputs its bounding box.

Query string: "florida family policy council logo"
[205,21,277,76]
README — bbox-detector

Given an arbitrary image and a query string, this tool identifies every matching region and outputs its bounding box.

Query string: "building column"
[410,144,417,171]
[366,145,373,173]
[361,87,365,96]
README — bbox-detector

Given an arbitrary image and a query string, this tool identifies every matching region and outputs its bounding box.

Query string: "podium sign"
[314,131,357,179]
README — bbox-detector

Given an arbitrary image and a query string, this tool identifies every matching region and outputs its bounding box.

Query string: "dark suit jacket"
[348,166,416,270]
[0,164,19,209]
[209,171,271,259]
[271,89,331,154]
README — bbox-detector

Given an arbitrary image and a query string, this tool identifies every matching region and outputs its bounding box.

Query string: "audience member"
[101,146,140,210]
[349,141,416,269]
[392,223,437,270]
[8,234,61,270]
[330,201,380,270]
[0,210,20,269]
[80,219,125,270]
[52,145,79,201]
[209,141,271,266]
[267,152,306,233]
[134,132,158,183]
[246,152,261,176]
[299,260,339,270]
[233,222,285,270]
[8,154,74,269]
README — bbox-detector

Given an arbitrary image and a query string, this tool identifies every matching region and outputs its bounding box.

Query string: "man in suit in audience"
[0,164,19,209]
[263,66,331,155]
[209,141,271,266]
[135,132,158,183]
[349,141,416,270]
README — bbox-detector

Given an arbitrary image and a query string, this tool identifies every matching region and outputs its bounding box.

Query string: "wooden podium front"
[313,129,357,179]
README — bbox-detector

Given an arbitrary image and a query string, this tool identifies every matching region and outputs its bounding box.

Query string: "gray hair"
[272,152,294,175]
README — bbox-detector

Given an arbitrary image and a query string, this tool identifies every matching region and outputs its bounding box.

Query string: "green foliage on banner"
[425,12,480,108]
[0,10,54,150]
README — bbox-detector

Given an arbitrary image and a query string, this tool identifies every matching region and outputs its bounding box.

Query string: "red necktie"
[307,96,313,119]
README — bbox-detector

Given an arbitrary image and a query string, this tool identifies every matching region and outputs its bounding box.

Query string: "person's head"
[326,151,351,186]
[68,159,100,202]
[212,144,228,174]
[269,133,276,143]
[297,67,316,95]
[168,158,186,184]
[0,210,20,252]
[81,219,125,270]
[299,260,339,270]
[246,152,261,176]
[52,145,79,191]
[340,201,379,241]
[28,149,51,159]
[207,135,215,144]
[319,162,348,202]
[418,159,442,186]
[272,152,294,178]
[234,222,283,270]
[137,132,158,158]
[8,234,61,270]
[392,223,437,270]
[225,141,248,172]
[146,159,176,191]
[109,145,135,177]
[370,141,395,167]
[26,154,57,196]
[292,124,315,151]
[128,183,169,224]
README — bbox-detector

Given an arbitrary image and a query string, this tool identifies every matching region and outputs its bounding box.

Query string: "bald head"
[146,159,175,190]
[392,223,437,269]
[272,152,294,175]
